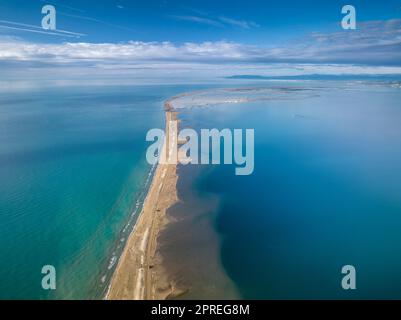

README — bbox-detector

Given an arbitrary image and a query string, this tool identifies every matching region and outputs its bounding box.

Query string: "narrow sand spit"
[107,101,182,300]
[107,89,264,300]
[106,87,321,300]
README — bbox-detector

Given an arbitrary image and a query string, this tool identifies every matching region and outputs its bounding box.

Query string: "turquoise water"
[0,83,198,299]
[179,81,401,299]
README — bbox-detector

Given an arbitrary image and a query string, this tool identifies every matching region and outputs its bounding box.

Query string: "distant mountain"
[226,74,401,81]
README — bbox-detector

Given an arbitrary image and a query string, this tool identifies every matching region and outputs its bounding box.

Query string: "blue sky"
[1,0,401,44]
[0,0,401,81]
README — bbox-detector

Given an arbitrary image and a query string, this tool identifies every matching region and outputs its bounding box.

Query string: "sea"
[1,80,401,299]
[171,80,401,299]
[0,82,199,299]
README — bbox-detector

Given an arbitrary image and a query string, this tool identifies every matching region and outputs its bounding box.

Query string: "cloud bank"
[1,19,401,81]
[1,19,401,65]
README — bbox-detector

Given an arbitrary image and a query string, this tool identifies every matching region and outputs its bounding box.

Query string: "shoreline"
[106,88,261,300]
[106,88,264,300]
[106,99,182,300]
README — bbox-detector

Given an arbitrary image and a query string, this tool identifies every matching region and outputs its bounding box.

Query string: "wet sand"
[156,164,240,299]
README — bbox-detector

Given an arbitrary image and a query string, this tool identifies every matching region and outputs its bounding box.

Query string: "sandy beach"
[106,90,256,300]
[106,100,183,300]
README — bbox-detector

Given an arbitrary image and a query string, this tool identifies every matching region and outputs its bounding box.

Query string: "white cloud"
[0,19,86,38]
[1,19,401,82]
[168,15,225,28]
[169,12,260,30]
[0,39,247,62]
[218,16,260,29]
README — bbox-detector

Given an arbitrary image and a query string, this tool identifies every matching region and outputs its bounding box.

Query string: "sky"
[0,0,401,81]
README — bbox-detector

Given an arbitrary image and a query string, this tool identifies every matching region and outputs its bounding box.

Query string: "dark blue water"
[179,81,401,299]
